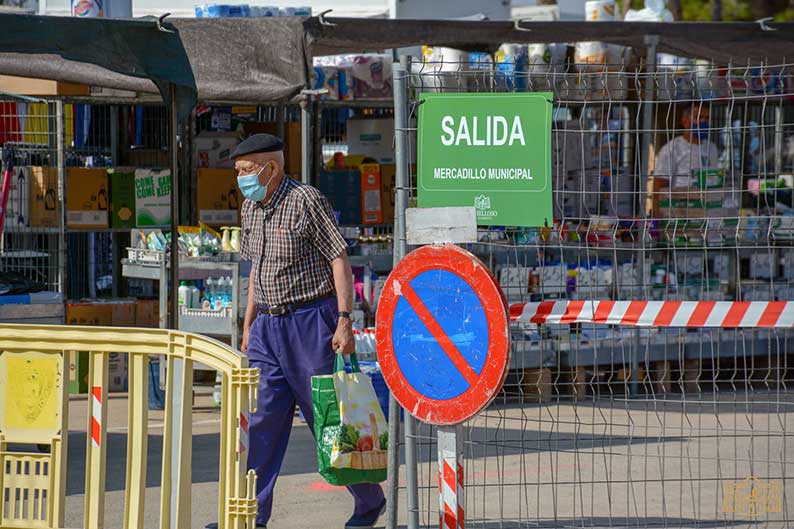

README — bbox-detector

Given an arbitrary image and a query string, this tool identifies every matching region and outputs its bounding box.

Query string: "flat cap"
[231,133,284,159]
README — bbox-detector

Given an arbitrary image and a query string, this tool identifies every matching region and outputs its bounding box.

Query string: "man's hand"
[332,317,355,356]
[241,325,251,353]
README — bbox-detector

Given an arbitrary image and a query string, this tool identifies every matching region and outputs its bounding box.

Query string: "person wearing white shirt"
[653,104,720,188]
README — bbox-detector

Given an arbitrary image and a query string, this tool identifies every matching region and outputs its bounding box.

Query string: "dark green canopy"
[0,14,197,120]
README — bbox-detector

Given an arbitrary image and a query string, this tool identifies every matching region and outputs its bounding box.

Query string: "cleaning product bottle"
[178,281,190,307]
[189,282,201,309]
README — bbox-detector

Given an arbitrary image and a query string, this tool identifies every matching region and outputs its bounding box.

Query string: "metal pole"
[55,100,67,304]
[393,54,419,529]
[634,35,658,398]
[169,85,180,330]
[437,425,464,529]
[301,99,312,184]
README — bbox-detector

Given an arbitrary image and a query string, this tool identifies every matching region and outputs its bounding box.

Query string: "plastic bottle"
[222,276,233,307]
[204,278,216,308]
[189,282,201,309]
[178,281,190,307]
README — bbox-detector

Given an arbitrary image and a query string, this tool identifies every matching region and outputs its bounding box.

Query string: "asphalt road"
[60,393,794,529]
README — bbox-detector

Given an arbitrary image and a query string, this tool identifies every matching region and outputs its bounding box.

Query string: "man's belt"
[257,293,334,317]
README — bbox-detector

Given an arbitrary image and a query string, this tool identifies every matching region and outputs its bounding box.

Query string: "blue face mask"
[695,120,710,141]
[237,165,273,202]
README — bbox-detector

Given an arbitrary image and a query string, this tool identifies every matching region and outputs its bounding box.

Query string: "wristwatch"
[338,311,352,320]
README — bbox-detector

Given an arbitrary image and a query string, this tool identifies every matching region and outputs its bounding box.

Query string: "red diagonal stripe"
[458,506,464,528]
[240,412,249,433]
[444,504,456,529]
[443,460,456,493]
[529,301,555,324]
[92,385,102,402]
[758,302,786,327]
[509,302,527,320]
[560,300,585,324]
[593,301,614,323]
[687,301,715,327]
[723,302,750,327]
[457,463,464,487]
[401,282,479,385]
[621,301,648,325]
[653,301,681,327]
[91,417,101,445]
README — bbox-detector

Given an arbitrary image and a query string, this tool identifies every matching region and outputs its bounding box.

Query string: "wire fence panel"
[0,98,63,297]
[394,51,794,529]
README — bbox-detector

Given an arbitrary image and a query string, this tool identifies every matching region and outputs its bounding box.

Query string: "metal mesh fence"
[0,97,63,295]
[394,52,794,528]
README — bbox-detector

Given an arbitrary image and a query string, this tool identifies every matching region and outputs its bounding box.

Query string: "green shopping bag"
[312,352,388,485]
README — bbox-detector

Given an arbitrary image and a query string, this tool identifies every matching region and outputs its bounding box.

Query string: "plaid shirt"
[240,177,348,306]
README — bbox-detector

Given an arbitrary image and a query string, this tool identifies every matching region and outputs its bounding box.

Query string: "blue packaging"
[195,4,250,18]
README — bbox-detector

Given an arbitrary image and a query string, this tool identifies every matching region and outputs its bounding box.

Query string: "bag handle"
[334,351,361,373]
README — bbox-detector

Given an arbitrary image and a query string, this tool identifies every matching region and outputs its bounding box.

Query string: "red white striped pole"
[438,425,464,529]
[510,300,794,328]
[238,410,249,454]
[91,385,102,448]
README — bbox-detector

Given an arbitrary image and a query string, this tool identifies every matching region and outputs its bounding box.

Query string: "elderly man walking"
[227,133,386,528]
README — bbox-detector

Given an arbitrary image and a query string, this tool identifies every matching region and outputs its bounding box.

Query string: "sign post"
[417,92,553,227]
[376,243,510,529]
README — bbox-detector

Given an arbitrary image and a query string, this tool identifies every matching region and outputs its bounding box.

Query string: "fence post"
[390,53,420,529]
[301,98,312,184]
[55,100,67,303]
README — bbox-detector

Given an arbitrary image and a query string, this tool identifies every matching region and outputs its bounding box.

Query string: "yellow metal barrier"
[0,324,259,529]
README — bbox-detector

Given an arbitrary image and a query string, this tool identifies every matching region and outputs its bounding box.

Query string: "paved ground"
[60,393,794,529]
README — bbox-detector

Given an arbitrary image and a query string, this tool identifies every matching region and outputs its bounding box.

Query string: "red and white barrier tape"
[510,300,794,328]
[91,386,102,448]
[239,411,249,454]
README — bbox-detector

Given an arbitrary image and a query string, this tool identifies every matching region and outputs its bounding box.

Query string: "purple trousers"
[246,296,385,525]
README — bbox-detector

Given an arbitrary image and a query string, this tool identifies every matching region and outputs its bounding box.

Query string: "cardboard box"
[194,132,239,169]
[5,166,30,228]
[359,163,383,224]
[0,75,89,96]
[110,301,136,327]
[66,302,113,326]
[29,167,60,227]
[66,168,109,228]
[347,119,396,165]
[135,168,171,227]
[380,164,395,224]
[109,168,136,229]
[197,168,241,225]
[135,299,160,328]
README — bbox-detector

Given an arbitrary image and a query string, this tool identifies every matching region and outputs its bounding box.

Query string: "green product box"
[109,168,136,229]
[68,350,89,394]
[694,169,724,189]
[135,168,172,227]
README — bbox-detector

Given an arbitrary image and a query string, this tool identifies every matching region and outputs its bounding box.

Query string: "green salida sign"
[418,92,553,227]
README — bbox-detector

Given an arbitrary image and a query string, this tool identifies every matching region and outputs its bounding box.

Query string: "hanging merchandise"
[312,353,388,486]
[22,103,49,145]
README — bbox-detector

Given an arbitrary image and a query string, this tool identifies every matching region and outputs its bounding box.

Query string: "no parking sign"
[375,243,510,426]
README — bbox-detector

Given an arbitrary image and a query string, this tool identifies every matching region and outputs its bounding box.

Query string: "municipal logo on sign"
[376,244,510,425]
[474,194,490,210]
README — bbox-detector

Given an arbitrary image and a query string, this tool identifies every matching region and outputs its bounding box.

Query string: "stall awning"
[305,18,794,66]
[0,14,197,119]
